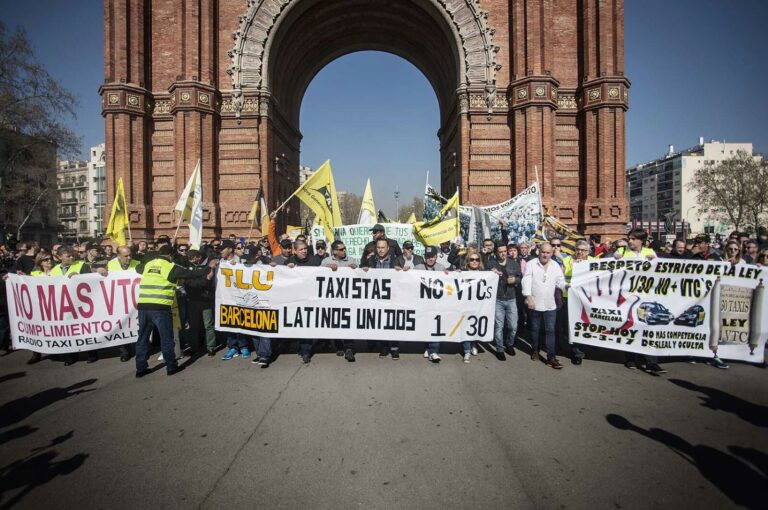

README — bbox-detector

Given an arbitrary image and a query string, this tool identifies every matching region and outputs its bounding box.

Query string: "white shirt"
[521,258,566,311]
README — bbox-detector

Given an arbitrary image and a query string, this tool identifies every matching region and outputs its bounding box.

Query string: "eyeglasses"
[727,247,740,252]
[178,248,187,252]
[336,247,346,251]
[468,257,480,262]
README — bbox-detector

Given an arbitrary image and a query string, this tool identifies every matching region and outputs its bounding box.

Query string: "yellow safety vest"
[108,258,139,271]
[50,260,85,276]
[562,255,596,298]
[617,247,656,259]
[31,270,47,277]
[138,258,175,306]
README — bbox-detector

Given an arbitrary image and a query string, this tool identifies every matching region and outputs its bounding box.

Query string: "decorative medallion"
[198,92,210,105]
[534,86,546,97]
[108,94,119,105]
[517,88,528,99]
[180,92,191,102]
[588,88,601,101]
[608,87,619,99]
[127,94,139,106]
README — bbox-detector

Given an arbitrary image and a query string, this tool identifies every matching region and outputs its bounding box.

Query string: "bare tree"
[686,150,767,232]
[0,22,80,242]
[397,196,424,223]
[339,193,363,224]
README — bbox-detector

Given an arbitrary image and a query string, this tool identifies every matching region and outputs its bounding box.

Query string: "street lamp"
[394,186,400,221]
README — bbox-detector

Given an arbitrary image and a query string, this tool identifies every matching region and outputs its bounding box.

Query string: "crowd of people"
[2,214,767,376]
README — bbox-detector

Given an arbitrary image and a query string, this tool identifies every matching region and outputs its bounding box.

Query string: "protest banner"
[424,183,541,245]
[311,223,424,261]
[568,259,767,362]
[215,265,498,342]
[5,272,141,354]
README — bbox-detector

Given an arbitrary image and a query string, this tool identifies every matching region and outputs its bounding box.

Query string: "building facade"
[88,143,107,237]
[102,0,630,240]
[627,139,756,236]
[57,160,91,242]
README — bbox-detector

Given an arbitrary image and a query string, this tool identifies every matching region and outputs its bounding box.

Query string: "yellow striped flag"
[105,177,129,245]
[293,160,342,241]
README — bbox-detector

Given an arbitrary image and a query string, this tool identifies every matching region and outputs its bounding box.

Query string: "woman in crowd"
[460,247,485,363]
[723,240,745,265]
[31,252,55,276]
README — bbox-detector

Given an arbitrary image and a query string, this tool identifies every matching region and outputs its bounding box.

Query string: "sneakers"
[470,345,478,356]
[710,356,729,369]
[240,347,251,359]
[391,350,400,360]
[379,348,389,358]
[423,350,429,358]
[251,357,270,367]
[646,363,667,374]
[222,348,239,360]
[301,353,311,364]
[463,353,471,363]
[624,360,637,369]
[344,349,356,362]
[428,353,441,363]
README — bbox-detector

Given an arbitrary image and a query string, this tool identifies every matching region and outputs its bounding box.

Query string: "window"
[80,220,88,231]
[80,205,87,215]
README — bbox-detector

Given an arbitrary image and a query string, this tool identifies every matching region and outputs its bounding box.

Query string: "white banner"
[215,265,498,342]
[6,272,141,354]
[311,223,424,261]
[568,259,767,363]
[425,183,541,245]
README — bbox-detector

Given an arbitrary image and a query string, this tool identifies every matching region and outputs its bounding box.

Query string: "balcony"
[59,213,76,220]
[60,197,78,204]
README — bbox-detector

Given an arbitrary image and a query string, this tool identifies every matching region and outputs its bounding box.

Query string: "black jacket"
[285,255,321,267]
[184,263,216,303]
[361,238,402,266]
[488,256,522,301]
[394,254,424,268]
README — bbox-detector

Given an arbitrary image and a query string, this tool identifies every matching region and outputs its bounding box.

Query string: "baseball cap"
[315,240,327,248]
[220,240,236,249]
[403,241,414,249]
[242,246,260,261]
[424,246,438,257]
[370,224,385,232]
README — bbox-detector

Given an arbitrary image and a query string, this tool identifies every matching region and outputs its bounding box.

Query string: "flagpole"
[126,211,133,245]
[534,164,545,219]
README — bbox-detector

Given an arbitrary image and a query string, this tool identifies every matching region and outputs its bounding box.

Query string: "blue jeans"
[529,309,557,359]
[494,299,518,352]
[136,309,177,373]
[299,339,313,356]
[427,342,440,355]
[256,337,272,360]
[227,333,248,349]
[462,341,472,354]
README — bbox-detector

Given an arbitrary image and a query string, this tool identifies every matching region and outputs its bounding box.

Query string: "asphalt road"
[0,342,766,510]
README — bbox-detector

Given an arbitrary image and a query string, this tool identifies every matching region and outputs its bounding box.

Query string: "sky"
[2,0,767,214]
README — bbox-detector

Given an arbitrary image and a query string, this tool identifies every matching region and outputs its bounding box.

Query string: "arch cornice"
[227,0,500,114]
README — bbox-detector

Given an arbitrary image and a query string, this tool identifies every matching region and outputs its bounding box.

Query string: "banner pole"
[534,165,545,219]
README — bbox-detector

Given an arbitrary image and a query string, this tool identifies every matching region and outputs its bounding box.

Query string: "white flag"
[175,160,203,248]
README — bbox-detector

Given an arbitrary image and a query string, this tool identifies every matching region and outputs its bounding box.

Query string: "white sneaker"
[428,353,441,363]
[471,346,478,356]
[157,353,164,362]
[463,353,471,363]
[423,350,429,358]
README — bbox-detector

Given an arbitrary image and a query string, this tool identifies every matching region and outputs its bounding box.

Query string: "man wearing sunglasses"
[321,240,359,361]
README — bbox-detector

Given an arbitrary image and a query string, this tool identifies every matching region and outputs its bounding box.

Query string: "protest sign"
[6,272,141,354]
[425,183,541,245]
[568,259,767,362]
[311,223,424,261]
[215,265,498,342]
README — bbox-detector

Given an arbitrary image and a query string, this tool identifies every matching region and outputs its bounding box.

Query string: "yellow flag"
[357,178,376,224]
[413,190,459,245]
[293,160,341,241]
[174,160,201,223]
[106,177,129,245]
[406,212,417,224]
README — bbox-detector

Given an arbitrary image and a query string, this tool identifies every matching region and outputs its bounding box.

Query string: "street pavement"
[0,342,766,510]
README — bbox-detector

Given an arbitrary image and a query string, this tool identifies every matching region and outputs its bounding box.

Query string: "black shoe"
[571,356,582,365]
[207,350,215,357]
[505,346,516,356]
[120,354,131,362]
[167,366,185,376]
[379,348,389,358]
[135,370,149,378]
[87,357,98,364]
[302,354,311,364]
[624,360,637,369]
[646,363,667,374]
[496,351,507,361]
[391,350,400,360]
[27,353,42,365]
[336,350,344,357]
[344,349,356,362]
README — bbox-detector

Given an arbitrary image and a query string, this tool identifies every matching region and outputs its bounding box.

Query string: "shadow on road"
[669,378,768,428]
[0,425,37,446]
[0,430,87,510]
[0,372,25,384]
[0,379,97,429]
[606,414,767,509]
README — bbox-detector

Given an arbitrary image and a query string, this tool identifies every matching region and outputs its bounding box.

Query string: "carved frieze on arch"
[227,0,500,114]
